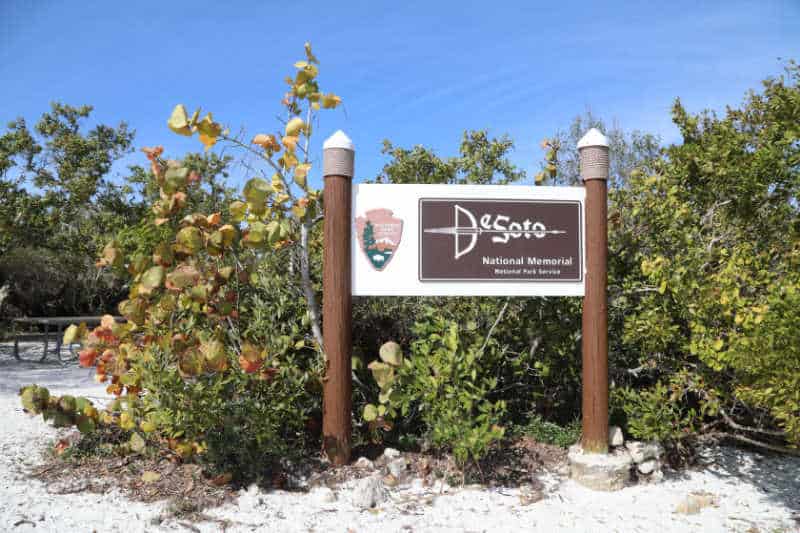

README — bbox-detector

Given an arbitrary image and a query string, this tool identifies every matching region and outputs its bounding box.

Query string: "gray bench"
[11,316,123,363]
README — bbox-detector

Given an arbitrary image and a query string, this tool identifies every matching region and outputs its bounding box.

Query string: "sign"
[352,185,585,296]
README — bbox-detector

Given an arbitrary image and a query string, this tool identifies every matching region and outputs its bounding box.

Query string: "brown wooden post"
[579,128,610,453]
[322,130,355,465]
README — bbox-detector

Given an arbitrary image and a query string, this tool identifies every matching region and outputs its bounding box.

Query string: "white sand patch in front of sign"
[1,342,797,532]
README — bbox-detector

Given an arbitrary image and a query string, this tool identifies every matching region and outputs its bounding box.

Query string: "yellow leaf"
[712,338,724,351]
[304,42,319,64]
[189,108,201,127]
[294,163,311,189]
[321,93,342,109]
[285,117,304,137]
[658,280,668,294]
[167,104,192,136]
[280,151,298,170]
[292,205,306,219]
[282,135,298,151]
[196,113,222,150]
[271,174,285,192]
[141,470,161,483]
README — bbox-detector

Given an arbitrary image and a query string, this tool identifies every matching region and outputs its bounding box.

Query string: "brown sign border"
[417,198,584,283]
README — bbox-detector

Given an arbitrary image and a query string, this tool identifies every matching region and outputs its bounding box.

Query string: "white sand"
[1,342,798,532]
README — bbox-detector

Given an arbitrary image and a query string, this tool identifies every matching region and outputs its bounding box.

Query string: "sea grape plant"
[20,44,341,466]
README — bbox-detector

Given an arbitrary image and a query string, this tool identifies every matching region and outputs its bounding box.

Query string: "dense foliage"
[19,43,339,478]
[608,63,800,451]
[0,104,137,317]
[16,50,799,477]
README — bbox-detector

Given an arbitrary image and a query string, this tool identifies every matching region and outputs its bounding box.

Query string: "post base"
[568,444,632,491]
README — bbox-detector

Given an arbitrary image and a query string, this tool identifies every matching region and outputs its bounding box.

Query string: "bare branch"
[299,222,324,355]
[480,298,510,355]
[715,432,800,457]
[720,408,787,438]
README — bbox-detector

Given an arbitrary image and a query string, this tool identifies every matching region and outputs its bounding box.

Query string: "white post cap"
[323,130,354,151]
[323,130,355,177]
[577,128,609,149]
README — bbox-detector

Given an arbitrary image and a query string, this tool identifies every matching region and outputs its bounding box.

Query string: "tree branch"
[714,432,800,457]
[720,408,787,438]
[299,222,324,356]
[480,298,509,355]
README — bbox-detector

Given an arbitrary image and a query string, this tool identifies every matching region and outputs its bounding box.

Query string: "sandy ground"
[1,341,798,532]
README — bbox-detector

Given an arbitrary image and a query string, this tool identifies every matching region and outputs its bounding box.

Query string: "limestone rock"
[568,445,632,491]
[675,491,716,514]
[519,484,544,506]
[387,457,407,478]
[383,447,401,459]
[608,426,624,447]
[637,459,658,475]
[350,475,388,509]
[625,440,664,463]
[354,456,374,469]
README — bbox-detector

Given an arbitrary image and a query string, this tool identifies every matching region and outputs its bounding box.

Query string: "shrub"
[518,415,581,448]
[362,311,506,465]
[19,43,340,478]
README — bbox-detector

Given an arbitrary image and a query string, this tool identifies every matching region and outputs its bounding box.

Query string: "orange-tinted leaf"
[142,146,164,161]
[78,348,98,367]
[206,212,222,226]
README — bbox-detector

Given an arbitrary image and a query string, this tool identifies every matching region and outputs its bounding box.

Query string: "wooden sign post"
[322,131,355,465]
[320,128,611,466]
[578,128,610,454]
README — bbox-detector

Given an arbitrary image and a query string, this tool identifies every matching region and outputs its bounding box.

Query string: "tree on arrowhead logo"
[355,208,403,271]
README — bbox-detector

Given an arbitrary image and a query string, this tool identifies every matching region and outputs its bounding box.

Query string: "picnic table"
[11,316,124,363]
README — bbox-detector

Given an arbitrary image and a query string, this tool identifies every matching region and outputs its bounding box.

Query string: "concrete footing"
[568,445,633,491]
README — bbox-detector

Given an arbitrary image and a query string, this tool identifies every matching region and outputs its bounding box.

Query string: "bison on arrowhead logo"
[355,208,403,271]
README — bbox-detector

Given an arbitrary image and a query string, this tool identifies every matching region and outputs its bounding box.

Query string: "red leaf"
[78,348,98,367]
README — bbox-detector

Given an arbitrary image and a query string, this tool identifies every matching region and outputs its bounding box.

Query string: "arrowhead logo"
[355,208,403,271]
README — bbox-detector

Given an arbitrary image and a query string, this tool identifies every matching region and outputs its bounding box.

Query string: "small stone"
[648,469,664,484]
[387,457,407,478]
[310,486,336,504]
[675,492,716,514]
[637,459,658,475]
[383,447,401,459]
[350,475,388,509]
[518,484,544,506]
[625,440,664,463]
[608,426,624,447]
[354,456,374,469]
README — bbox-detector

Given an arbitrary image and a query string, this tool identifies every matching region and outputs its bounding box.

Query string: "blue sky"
[1,1,798,190]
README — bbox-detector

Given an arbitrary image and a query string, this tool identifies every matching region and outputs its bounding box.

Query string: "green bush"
[518,416,581,448]
[363,311,506,465]
[609,62,800,450]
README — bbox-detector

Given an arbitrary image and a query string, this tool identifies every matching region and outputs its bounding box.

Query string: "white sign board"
[352,184,585,296]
